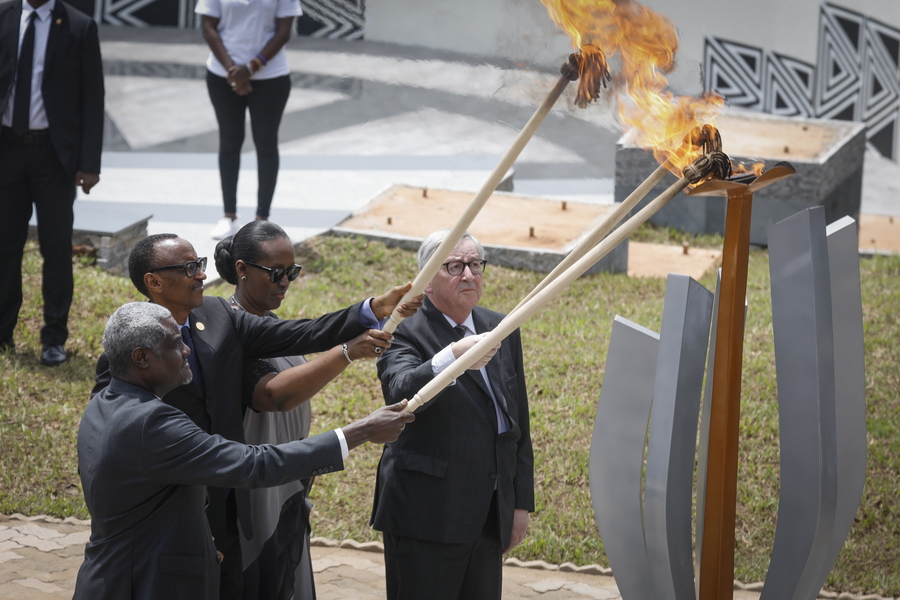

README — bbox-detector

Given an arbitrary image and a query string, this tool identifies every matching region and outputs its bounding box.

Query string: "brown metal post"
[698,188,754,600]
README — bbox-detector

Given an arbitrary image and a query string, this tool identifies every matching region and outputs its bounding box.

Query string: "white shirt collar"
[24,0,55,23]
[441,312,475,335]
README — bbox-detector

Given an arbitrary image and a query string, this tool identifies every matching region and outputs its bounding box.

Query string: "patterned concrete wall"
[705,2,900,159]
[68,0,364,39]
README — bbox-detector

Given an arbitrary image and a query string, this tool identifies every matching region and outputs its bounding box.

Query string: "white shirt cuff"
[431,344,458,385]
[335,428,349,459]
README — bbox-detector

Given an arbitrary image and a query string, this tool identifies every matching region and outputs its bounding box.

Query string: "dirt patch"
[858,214,900,253]
[338,185,888,279]
[628,242,721,279]
[715,113,843,162]
[340,186,611,252]
[340,185,723,278]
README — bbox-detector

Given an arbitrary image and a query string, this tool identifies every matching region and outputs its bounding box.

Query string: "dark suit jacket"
[74,378,343,600]
[92,296,368,541]
[372,297,534,548]
[0,0,104,176]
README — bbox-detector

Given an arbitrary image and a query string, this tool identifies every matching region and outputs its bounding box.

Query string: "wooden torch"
[401,152,725,413]
[381,48,610,334]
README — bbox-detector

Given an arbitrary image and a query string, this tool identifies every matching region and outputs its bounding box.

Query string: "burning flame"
[542,0,725,175]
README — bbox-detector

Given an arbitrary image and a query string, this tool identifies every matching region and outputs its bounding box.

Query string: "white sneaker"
[210,217,240,240]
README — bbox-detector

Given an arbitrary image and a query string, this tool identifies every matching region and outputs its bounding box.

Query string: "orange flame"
[542,0,725,174]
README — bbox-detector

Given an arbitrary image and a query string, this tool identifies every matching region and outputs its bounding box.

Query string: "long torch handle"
[382,75,572,334]
[402,175,691,413]
[509,160,672,317]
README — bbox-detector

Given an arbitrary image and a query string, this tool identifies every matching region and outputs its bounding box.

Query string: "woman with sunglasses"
[214,220,401,600]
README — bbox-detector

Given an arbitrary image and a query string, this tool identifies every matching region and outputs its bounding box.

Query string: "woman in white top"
[196,0,302,240]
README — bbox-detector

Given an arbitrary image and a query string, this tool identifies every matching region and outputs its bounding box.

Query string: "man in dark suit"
[92,232,422,600]
[75,301,413,600]
[0,0,104,365]
[372,229,534,600]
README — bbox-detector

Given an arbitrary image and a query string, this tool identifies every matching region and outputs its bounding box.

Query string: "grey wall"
[365,0,900,71]
[365,0,572,67]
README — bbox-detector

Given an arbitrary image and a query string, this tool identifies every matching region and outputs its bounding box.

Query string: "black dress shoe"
[40,344,67,366]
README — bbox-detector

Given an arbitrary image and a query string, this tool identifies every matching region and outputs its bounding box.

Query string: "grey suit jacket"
[372,297,534,547]
[73,378,343,600]
[0,0,104,176]
[92,296,368,544]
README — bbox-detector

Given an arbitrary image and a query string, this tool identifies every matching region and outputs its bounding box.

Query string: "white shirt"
[194,0,302,80]
[1,0,54,130]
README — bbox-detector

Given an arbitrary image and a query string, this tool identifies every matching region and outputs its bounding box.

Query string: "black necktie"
[181,325,205,395]
[12,12,36,136]
[454,324,467,339]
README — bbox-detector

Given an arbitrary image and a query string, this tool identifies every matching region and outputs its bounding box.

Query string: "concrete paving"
[49,24,893,286]
[80,26,899,279]
[84,26,624,273]
[0,514,778,600]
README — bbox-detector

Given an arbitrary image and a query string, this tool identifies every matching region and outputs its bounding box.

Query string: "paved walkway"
[4,514,876,600]
[2,514,783,600]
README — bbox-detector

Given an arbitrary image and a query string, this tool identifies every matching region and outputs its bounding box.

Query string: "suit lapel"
[1,2,23,110]
[473,308,512,422]
[423,299,509,424]
[424,300,460,350]
[188,317,214,399]
[44,1,65,74]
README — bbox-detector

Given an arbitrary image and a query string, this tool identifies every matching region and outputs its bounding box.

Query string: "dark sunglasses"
[245,261,302,283]
[149,257,207,278]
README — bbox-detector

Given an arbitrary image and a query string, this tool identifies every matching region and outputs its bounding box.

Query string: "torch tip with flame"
[684,124,722,155]
[559,44,611,109]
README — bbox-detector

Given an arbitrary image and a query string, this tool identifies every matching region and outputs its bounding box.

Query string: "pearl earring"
[241,276,247,281]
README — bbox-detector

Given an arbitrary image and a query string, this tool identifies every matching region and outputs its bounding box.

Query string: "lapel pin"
[56,18,62,24]
[196,322,205,331]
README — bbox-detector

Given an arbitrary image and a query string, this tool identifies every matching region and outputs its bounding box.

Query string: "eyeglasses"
[442,260,487,277]
[149,257,207,278]
[245,262,302,283]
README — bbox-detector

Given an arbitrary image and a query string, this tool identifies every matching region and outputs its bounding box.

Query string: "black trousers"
[382,494,503,600]
[215,490,244,600]
[206,71,292,219]
[0,137,75,347]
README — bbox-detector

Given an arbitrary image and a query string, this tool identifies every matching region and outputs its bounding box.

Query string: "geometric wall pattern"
[68,0,366,40]
[705,2,900,159]
[68,0,195,27]
[296,0,364,40]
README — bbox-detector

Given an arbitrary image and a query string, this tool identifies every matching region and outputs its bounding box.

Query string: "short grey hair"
[417,229,486,271]
[103,302,173,379]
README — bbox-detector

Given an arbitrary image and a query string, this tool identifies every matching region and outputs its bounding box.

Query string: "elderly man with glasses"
[91,233,422,598]
[371,228,534,600]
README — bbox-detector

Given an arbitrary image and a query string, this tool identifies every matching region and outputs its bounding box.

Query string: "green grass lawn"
[1,233,897,596]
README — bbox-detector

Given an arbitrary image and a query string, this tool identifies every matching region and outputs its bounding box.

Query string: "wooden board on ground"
[627,241,721,280]
[339,185,729,278]
[858,214,900,254]
[340,185,611,251]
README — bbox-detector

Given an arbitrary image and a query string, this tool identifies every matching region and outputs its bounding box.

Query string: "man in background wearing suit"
[92,232,422,600]
[0,0,104,365]
[75,301,413,599]
[372,229,534,600]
